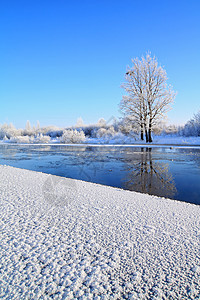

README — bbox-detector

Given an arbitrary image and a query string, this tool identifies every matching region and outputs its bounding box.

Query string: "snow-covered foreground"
[0,166,199,299]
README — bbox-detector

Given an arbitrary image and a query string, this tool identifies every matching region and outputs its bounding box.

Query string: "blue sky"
[0,0,200,128]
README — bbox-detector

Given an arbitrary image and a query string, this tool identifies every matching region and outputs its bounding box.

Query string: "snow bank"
[152,135,200,146]
[89,135,200,146]
[0,165,199,299]
[1,133,200,146]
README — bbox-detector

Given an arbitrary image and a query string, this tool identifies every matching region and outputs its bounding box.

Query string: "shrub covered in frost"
[158,124,180,136]
[8,134,51,144]
[61,129,86,143]
[96,126,117,138]
[3,136,8,141]
[0,123,22,139]
[34,134,51,143]
[39,126,63,137]
[118,117,139,136]
[10,136,31,144]
[94,125,138,143]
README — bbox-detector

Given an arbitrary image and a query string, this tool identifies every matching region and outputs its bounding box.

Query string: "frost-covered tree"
[36,120,40,131]
[120,54,176,142]
[97,118,106,127]
[183,111,200,136]
[26,120,31,131]
[76,117,84,127]
[24,120,33,136]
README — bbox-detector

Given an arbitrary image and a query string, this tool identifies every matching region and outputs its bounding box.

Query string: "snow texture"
[85,135,200,146]
[0,165,199,299]
[1,133,200,146]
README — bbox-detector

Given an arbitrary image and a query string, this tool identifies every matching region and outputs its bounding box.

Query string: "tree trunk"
[145,128,149,143]
[140,131,144,140]
[148,119,153,143]
[140,123,144,140]
[144,122,149,143]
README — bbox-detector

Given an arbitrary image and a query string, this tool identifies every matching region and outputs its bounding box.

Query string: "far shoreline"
[1,142,200,148]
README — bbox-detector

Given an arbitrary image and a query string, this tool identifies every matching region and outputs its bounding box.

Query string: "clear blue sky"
[1,0,200,128]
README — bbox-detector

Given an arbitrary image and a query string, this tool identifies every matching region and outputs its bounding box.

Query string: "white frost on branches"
[183,111,200,136]
[121,53,176,142]
[61,129,86,143]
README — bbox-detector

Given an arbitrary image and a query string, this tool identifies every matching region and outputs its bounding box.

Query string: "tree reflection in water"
[122,148,177,199]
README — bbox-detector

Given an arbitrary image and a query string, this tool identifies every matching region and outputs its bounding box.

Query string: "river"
[0,144,200,205]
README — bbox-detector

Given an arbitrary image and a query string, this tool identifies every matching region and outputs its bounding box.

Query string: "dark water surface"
[0,144,200,205]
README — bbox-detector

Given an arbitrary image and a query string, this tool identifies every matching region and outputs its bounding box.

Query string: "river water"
[0,144,200,205]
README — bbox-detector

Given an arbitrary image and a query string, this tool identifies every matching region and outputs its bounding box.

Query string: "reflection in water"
[122,148,177,199]
[0,144,18,159]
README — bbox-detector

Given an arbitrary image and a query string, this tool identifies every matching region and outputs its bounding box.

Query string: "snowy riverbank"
[1,135,200,146]
[0,165,199,299]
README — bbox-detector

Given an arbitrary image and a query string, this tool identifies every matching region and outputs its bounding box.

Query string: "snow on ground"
[0,165,199,299]
[1,134,200,146]
[86,135,200,146]
[151,135,200,146]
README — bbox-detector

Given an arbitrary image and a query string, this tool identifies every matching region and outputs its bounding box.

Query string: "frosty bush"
[3,136,8,141]
[158,124,179,136]
[0,123,22,139]
[34,134,51,143]
[118,117,139,136]
[96,126,117,138]
[7,134,51,144]
[61,129,86,143]
[39,126,63,137]
[10,136,31,144]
